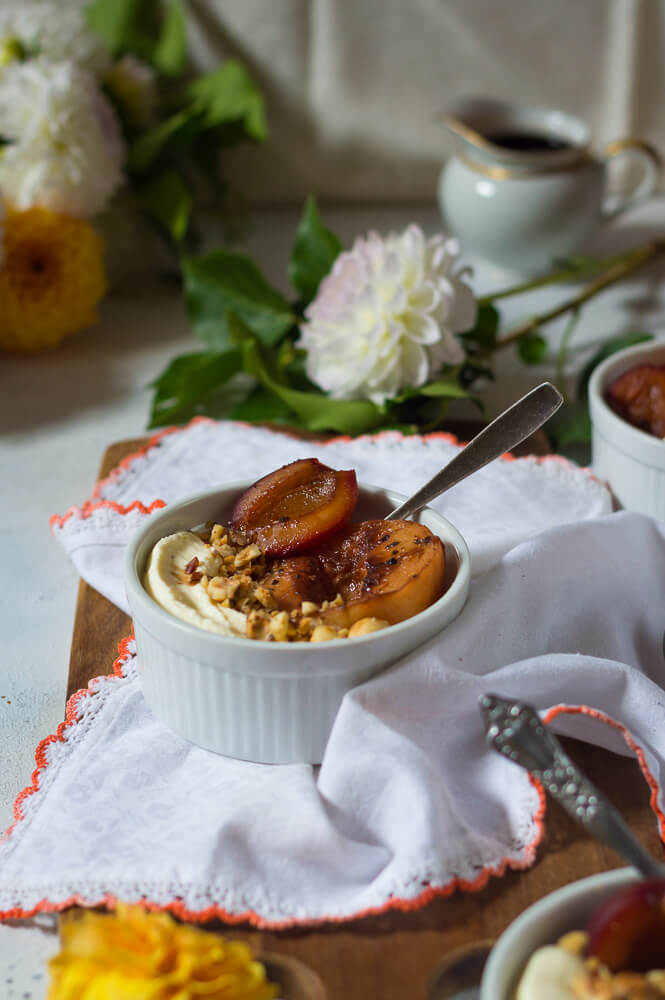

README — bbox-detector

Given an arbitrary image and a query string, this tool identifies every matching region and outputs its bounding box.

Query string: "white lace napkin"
[2,420,664,925]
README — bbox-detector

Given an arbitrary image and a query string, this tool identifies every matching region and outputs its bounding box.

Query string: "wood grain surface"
[66,432,664,1000]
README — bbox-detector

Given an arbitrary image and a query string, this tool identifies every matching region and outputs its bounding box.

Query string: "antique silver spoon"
[388,381,563,521]
[479,693,665,879]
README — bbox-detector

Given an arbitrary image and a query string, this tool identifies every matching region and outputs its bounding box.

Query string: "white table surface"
[1,199,665,982]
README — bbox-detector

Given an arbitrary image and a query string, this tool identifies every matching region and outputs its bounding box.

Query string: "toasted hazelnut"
[301,601,319,616]
[331,593,344,607]
[297,616,315,636]
[557,931,587,956]
[270,610,291,642]
[310,625,340,642]
[246,610,272,640]
[254,585,277,610]
[210,524,226,544]
[214,543,235,559]
[348,617,390,638]
[207,576,229,601]
[234,543,263,569]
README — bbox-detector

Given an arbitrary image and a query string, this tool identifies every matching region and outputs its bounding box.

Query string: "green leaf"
[418,380,470,399]
[545,399,592,449]
[85,0,156,59]
[149,349,243,426]
[137,169,191,242]
[182,251,295,350]
[187,61,267,140]
[576,331,654,400]
[460,303,499,350]
[244,341,383,435]
[288,196,342,303]
[128,107,202,173]
[153,0,186,76]
[517,331,548,365]
[231,386,295,423]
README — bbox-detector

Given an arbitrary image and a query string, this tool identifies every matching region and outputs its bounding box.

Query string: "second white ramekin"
[124,482,471,765]
[588,339,665,520]
[481,867,639,1000]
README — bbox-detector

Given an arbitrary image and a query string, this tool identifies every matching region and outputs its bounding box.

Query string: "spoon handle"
[480,693,665,880]
[386,382,562,521]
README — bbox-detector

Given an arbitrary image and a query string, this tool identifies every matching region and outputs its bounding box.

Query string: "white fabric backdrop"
[185,0,665,202]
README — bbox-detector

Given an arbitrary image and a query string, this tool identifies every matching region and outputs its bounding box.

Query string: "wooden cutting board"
[67,433,663,1000]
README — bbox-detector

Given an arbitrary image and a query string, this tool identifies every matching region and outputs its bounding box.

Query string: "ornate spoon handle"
[479,693,664,879]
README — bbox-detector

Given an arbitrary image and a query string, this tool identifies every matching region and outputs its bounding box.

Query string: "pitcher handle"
[602,139,662,219]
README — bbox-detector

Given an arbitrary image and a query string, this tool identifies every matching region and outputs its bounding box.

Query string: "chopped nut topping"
[185,521,399,644]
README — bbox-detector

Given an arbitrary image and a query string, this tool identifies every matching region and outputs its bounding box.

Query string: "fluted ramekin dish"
[124,482,471,765]
[588,339,665,520]
[481,867,639,1000]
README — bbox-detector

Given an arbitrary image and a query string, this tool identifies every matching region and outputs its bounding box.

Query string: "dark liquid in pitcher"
[487,132,573,152]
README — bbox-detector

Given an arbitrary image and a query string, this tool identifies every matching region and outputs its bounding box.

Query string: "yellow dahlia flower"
[47,904,279,1000]
[0,207,107,352]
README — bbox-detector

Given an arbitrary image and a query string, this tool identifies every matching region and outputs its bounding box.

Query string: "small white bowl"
[481,867,640,1000]
[588,340,665,520]
[124,482,471,764]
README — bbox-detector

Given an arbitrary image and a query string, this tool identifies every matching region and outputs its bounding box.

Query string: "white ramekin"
[124,482,471,765]
[588,339,665,520]
[481,867,639,999]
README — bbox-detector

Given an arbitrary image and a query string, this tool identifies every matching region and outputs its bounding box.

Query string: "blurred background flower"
[0,0,268,353]
[0,2,111,76]
[0,59,125,217]
[0,207,106,352]
[48,904,279,1000]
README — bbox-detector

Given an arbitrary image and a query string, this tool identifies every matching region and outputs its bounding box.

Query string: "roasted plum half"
[585,878,665,973]
[231,458,358,556]
[605,364,665,438]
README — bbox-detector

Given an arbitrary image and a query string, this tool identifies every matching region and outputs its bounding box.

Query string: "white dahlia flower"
[298,225,476,405]
[0,59,126,218]
[0,3,111,76]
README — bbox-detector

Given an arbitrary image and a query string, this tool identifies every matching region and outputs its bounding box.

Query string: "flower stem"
[555,308,580,398]
[478,247,646,304]
[494,240,665,351]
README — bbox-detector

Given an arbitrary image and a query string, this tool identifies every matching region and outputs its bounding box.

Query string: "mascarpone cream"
[143,531,246,637]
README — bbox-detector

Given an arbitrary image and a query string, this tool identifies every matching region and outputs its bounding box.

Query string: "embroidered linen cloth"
[2,420,665,925]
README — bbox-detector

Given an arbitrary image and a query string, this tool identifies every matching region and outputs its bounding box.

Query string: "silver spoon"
[388,381,563,521]
[480,693,665,879]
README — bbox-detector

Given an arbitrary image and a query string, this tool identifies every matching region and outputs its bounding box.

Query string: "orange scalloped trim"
[543,703,665,844]
[2,635,133,845]
[8,667,659,927]
[49,417,605,530]
[49,498,167,531]
[0,637,547,927]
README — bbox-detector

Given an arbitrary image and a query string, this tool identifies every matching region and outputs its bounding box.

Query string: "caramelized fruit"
[320,520,446,628]
[231,458,358,556]
[585,878,665,972]
[605,364,665,438]
[260,520,446,627]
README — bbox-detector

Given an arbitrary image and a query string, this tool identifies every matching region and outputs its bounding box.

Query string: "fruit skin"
[585,878,665,972]
[605,364,665,438]
[231,458,358,556]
